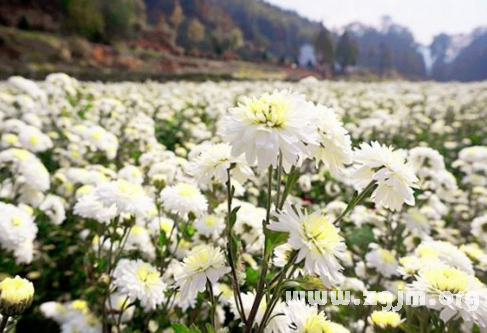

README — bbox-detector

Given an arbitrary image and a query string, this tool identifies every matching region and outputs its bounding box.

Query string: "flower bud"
[0,276,34,316]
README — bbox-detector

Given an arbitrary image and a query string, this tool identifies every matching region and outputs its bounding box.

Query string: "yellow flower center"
[5,134,18,145]
[380,249,396,264]
[131,225,145,236]
[91,130,102,141]
[176,183,199,198]
[117,180,141,196]
[135,265,160,289]
[204,215,217,227]
[28,135,39,146]
[246,93,291,128]
[302,214,340,254]
[11,216,23,226]
[423,267,469,294]
[370,310,402,328]
[302,313,332,333]
[12,149,31,160]
[71,300,88,313]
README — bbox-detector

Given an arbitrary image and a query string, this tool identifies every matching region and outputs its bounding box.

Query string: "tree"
[378,42,392,77]
[129,0,147,33]
[336,31,358,73]
[313,27,334,66]
[169,0,184,29]
[187,18,205,44]
[65,0,104,41]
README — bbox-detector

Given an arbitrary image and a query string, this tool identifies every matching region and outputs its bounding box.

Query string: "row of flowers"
[0,74,486,333]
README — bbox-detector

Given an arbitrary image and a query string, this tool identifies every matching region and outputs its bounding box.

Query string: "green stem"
[333,181,376,225]
[246,166,273,333]
[257,252,298,333]
[278,166,299,210]
[225,168,247,324]
[275,153,283,211]
[207,280,217,329]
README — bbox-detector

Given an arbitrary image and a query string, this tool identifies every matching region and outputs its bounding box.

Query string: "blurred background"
[0,0,486,81]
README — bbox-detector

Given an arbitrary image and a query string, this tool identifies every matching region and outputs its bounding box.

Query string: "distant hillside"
[345,20,427,79]
[0,0,486,81]
[145,0,321,61]
[430,28,487,81]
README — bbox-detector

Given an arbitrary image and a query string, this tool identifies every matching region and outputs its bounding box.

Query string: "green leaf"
[172,323,200,333]
[205,323,216,333]
[265,229,288,256]
[400,323,419,333]
[229,206,241,228]
[158,231,167,248]
[246,267,260,286]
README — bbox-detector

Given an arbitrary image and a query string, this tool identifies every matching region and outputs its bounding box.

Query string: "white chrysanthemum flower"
[403,207,435,235]
[194,214,225,238]
[219,90,319,171]
[82,125,118,159]
[0,202,37,264]
[309,104,353,177]
[365,245,398,278]
[175,245,230,300]
[460,244,487,271]
[472,215,487,244]
[398,255,437,278]
[73,194,118,224]
[60,312,102,333]
[112,259,166,310]
[0,148,50,192]
[368,310,404,330]
[415,240,474,274]
[118,165,144,184]
[408,265,487,329]
[353,141,418,211]
[284,300,336,333]
[18,125,53,152]
[230,292,288,333]
[189,143,253,186]
[39,194,66,225]
[160,182,208,218]
[409,146,445,172]
[268,204,346,287]
[94,180,153,218]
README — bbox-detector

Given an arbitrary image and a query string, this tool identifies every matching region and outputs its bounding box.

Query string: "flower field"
[1,74,487,333]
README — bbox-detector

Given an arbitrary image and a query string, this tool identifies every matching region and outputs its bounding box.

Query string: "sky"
[264,0,487,45]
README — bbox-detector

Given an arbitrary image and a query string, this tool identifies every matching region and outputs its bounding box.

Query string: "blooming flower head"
[409,265,487,328]
[415,240,473,274]
[112,259,166,310]
[220,90,319,171]
[0,276,35,316]
[194,214,225,238]
[268,204,346,287]
[368,310,403,330]
[365,245,398,278]
[160,182,208,218]
[309,104,353,177]
[284,300,340,333]
[94,179,154,218]
[189,143,253,186]
[352,141,419,211]
[0,202,37,264]
[175,245,230,300]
